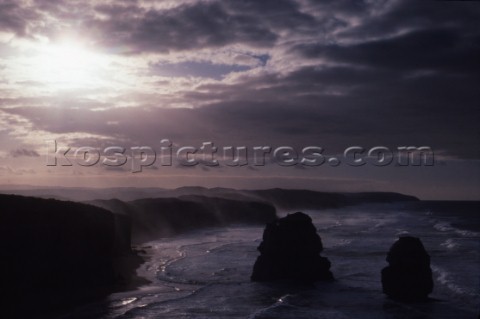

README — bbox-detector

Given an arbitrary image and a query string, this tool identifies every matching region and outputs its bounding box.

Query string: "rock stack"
[251,212,333,282]
[381,236,434,301]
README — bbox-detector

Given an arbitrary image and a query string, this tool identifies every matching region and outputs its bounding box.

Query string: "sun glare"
[34,40,108,89]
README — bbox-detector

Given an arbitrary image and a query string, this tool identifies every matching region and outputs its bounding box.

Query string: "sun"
[34,39,108,89]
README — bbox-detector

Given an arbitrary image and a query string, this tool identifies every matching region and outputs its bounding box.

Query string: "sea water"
[58,204,480,318]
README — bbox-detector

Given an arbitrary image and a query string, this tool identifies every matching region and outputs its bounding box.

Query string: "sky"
[0,0,479,199]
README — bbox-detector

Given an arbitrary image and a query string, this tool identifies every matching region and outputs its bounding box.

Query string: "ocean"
[57,203,479,318]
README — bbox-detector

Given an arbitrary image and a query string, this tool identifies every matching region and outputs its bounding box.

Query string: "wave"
[433,221,480,238]
[433,266,473,296]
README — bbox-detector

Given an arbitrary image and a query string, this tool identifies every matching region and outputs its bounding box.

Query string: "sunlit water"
[58,204,480,318]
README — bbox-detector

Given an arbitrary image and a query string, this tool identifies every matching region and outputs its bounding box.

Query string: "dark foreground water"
[57,204,479,318]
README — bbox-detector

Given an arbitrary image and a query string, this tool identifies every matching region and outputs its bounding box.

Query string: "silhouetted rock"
[0,194,141,317]
[381,236,434,301]
[251,212,333,282]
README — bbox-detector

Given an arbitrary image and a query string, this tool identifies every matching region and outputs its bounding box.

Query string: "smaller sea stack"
[381,236,434,301]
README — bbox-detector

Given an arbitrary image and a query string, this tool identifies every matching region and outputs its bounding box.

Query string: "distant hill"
[244,189,417,209]
[1,185,419,206]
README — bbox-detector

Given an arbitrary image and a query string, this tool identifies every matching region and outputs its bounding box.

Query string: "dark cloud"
[0,0,318,53]
[0,0,41,36]
[336,0,480,41]
[294,28,480,75]
[224,0,316,31]
[86,0,320,53]
[89,2,279,53]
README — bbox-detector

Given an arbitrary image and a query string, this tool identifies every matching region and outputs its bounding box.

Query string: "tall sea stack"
[251,212,333,282]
